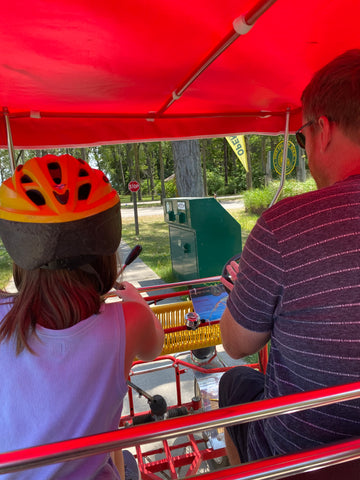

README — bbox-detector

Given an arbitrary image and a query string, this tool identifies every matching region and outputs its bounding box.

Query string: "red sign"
[128,180,140,192]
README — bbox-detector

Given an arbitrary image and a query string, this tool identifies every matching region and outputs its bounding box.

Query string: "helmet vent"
[79,169,89,177]
[53,190,69,205]
[48,162,62,185]
[26,190,46,206]
[21,174,33,184]
[78,183,91,200]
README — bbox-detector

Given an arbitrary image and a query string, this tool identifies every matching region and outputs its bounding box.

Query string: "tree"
[244,137,253,190]
[158,143,166,203]
[172,139,204,196]
[200,139,210,196]
[143,144,156,200]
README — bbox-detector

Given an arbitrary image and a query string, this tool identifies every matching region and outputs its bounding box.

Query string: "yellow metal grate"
[151,301,222,355]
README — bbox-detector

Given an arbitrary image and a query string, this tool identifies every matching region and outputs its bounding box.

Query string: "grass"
[0,244,13,290]
[121,214,177,283]
[244,178,317,215]
[229,210,259,245]
[120,194,161,206]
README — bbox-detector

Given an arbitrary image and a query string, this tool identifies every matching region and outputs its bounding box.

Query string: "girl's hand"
[115,281,146,304]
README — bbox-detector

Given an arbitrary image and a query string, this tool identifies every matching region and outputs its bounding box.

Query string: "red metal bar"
[186,434,203,476]
[146,290,191,303]
[162,320,220,334]
[137,438,225,477]
[1,381,360,474]
[183,438,360,480]
[131,355,257,375]
[164,440,177,479]
[174,362,183,407]
[137,277,221,293]
[258,344,269,374]
[5,109,294,124]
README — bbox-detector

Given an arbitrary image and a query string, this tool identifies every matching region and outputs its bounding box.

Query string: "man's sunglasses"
[295,120,313,149]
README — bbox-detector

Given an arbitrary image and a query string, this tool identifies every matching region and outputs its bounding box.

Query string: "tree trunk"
[133,143,142,201]
[126,144,133,201]
[200,140,208,196]
[172,139,204,197]
[297,147,306,182]
[80,148,87,162]
[244,136,253,190]
[159,143,166,204]
[223,138,229,185]
[265,150,272,186]
[144,144,155,200]
[261,136,266,174]
[116,145,126,192]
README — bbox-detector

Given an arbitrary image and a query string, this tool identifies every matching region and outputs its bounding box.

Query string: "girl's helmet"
[0,154,121,270]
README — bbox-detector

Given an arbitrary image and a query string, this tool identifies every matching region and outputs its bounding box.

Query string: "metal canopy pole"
[3,108,16,174]
[157,0,278,115]
[269,107,290,207]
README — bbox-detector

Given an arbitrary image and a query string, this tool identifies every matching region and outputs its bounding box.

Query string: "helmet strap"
[40,255,96,271]
[40,257,105,294]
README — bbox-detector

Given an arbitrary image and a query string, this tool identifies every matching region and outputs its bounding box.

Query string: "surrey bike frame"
[0,279,359,479]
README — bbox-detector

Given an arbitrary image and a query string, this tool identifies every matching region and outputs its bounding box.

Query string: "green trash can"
[164,197,242,281]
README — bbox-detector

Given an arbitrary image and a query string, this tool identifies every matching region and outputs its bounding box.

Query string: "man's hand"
[221,260,239,292]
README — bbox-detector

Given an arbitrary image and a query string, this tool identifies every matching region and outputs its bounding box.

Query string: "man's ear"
[318,116,332,153]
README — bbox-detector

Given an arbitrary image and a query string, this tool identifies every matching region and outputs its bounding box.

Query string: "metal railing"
[0,381,360,477]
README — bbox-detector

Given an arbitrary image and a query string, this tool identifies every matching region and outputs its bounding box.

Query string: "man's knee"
[219,366,265,408]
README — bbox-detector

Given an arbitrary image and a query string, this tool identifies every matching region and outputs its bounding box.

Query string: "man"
[219,49,360,464]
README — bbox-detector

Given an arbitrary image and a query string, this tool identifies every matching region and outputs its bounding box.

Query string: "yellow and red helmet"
[0,154,121,270]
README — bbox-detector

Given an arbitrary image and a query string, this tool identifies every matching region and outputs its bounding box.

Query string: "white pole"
[3,108,16,174]
[269,108,290,206]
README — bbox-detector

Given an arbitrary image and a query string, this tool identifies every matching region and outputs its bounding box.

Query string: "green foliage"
[164,179,177,198]
[243,183,279,214]
[224,172,247,194]
[0,242,13,290]
[281,177,316,197]
[243,178,317,215]
[0,134,310,203]
[206,170,225,195]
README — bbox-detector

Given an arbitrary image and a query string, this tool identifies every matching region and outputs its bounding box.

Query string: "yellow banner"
[226,135,248,172]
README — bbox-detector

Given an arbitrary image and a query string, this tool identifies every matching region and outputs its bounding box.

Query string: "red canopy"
[1,0,359,148]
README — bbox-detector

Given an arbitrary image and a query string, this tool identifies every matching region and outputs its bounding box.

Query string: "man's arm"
[220,307,270,360]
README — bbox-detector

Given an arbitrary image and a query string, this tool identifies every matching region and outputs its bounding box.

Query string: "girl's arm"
[117,282,164,375]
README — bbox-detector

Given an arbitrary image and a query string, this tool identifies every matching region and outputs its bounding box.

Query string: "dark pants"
[219,366,265,463]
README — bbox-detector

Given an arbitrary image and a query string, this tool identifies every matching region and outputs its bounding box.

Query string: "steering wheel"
[221,253,242,294]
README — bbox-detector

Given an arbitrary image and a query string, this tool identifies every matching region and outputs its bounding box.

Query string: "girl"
[0,154,164,479]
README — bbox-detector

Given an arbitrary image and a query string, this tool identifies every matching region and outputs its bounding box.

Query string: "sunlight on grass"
[121,214,176,283]
[226,209,259,245]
